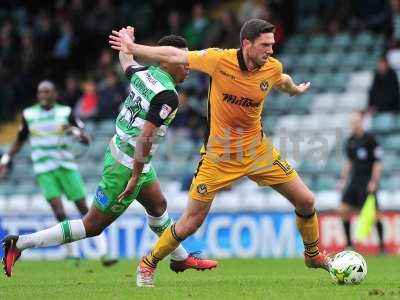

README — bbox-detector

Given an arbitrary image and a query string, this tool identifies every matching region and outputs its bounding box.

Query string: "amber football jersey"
[187,48,283,154]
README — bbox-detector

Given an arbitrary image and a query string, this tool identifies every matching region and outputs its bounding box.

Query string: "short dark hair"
[240,19,274,45]
[157,35,188,48]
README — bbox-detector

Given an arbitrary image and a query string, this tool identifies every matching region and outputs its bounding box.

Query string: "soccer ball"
[329,251,367,285]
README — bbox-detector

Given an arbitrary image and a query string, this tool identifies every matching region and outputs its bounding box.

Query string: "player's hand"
[367,180,378,193]
[117,175,139,202]
[78,131,90,145]
[71,127,90,145]
[109,27,134,54]
[64,126,90,145]
[125,26,135,42]
[291,82,311,96]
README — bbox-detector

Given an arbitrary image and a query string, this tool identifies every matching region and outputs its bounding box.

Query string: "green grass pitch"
[1,257,399,300]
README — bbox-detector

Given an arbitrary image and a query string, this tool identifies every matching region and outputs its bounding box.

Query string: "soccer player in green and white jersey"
[2,29,217,279]
[0,80,116,266]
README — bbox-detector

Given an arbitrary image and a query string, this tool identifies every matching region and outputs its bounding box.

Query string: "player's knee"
[86,227,103,237]
[147,198,167,217]
[83,222,103,237]
[296,191,315,214]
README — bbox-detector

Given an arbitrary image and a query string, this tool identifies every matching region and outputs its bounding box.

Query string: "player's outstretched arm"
[276,73,311,96]
[109,27,188,64]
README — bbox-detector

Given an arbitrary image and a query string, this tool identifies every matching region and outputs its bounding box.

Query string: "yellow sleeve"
[272,59,284,87]
[187,48,225,76]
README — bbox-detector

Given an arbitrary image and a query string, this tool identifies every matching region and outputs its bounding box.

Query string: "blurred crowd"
[0,0,399,137]
[0,0,290,139]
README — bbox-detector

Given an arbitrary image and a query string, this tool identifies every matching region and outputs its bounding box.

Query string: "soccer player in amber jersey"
[110,19,332,287]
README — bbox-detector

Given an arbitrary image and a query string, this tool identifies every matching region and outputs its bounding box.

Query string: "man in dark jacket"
[368,56,400,113]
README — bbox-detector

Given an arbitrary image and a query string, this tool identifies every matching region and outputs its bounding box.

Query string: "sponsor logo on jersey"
[260,80,269,91]
[145,72,157,85]
[222,93,260,108]
[159,104,172,119]
[132,77,153,99]
[95,186,110,208]
[111,204,126,213]
[219,70,236,80]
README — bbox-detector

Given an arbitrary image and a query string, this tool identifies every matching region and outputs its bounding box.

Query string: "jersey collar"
[39,103,56,111]
[237,48,267,72]
[156,65,176,85]
[237,48,247,71]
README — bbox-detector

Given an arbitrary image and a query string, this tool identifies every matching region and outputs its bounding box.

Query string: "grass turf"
[1,257,399,300]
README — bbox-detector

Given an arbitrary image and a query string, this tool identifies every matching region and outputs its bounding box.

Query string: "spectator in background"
[59,74,81,109]
[85,0,117,47]
[263,5,286,52]
[368,56,400,113]
[96,69,125,120]
[204,11,240,48]
[350,0,393,38]
[95,49,115,80]
[172,89,206,140]
[0,19,19,78]
[238,0,266,24]
[75,79,98,120]
[19,30,37,75]
[15,29,38,109]
[34,12,58,64]
[239,1,286,51]
[167,10,183,36]
[53,19,74,61]
[52,19,75,82]
[391,0,400,47]
[184,3,209,49]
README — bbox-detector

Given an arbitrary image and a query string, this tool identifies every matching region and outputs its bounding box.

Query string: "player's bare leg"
[1,205,116,277]
[137,198,216,287]
[48,197,80,264]
[74,199,118,267]
[271,176,332,271]
[137,181,217,274]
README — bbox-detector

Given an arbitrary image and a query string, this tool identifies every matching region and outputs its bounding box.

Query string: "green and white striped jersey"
[110,65,179,173]
[22,104,78,174]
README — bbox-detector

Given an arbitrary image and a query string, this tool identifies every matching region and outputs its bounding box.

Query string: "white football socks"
[16,219,86,251]
[147,210,188,261]
[91,232,108,257]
